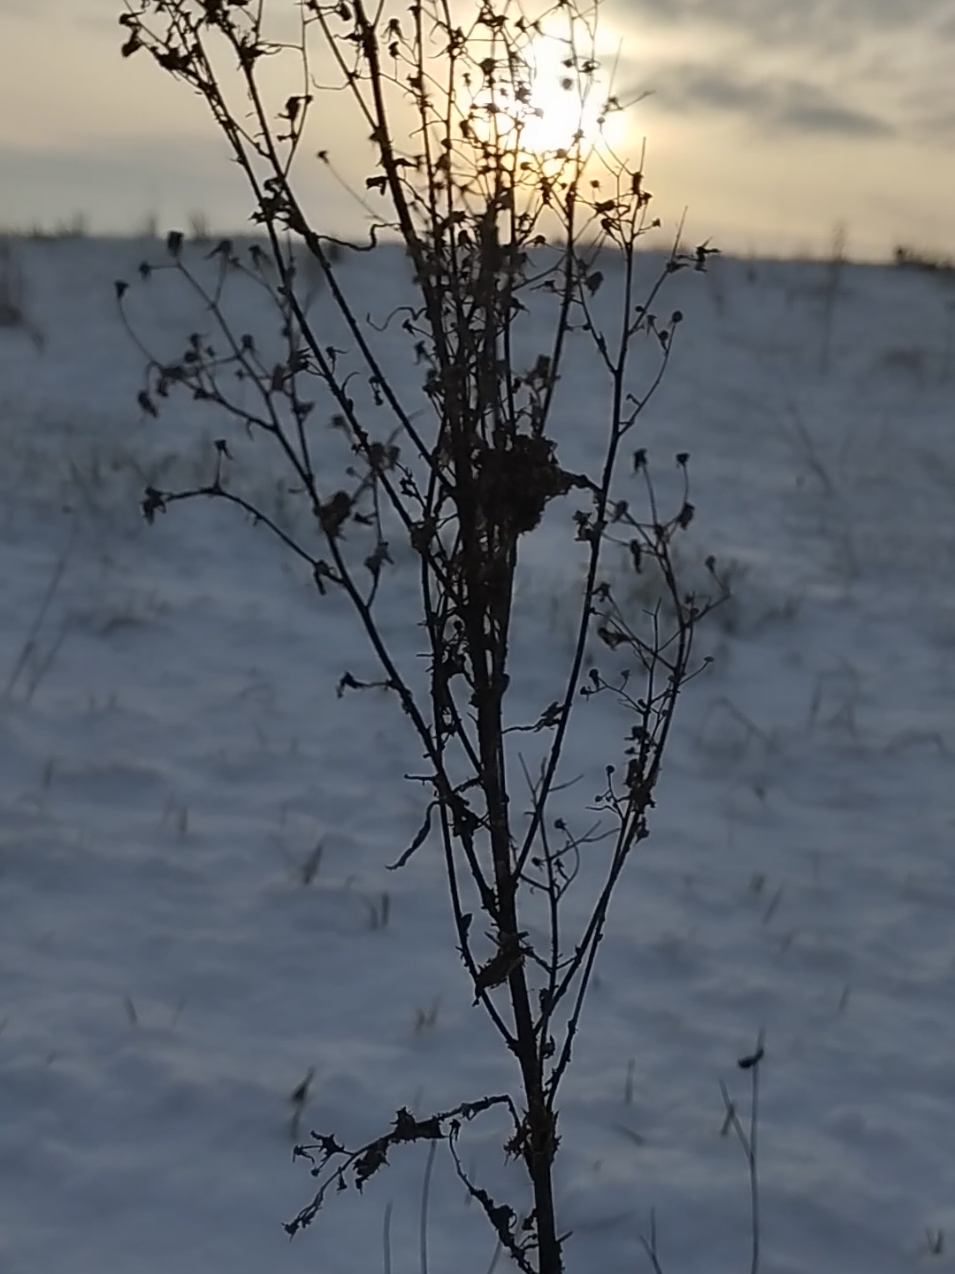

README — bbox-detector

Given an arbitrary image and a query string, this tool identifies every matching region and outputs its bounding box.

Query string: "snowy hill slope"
[1,235,954,1273]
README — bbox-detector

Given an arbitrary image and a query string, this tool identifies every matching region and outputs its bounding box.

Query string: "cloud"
[896,60,955,138]
[0,0,62,12]
[909,103,955,138]
[602,0,952,143]
[0,0,135,31]
[641,63,893,138]
[613,0,954,48]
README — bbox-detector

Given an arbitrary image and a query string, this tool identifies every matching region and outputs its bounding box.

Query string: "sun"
[456,21,630,164]
[517,29,628,158]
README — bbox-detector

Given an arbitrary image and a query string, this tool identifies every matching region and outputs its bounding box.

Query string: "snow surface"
[1,235,955,1274]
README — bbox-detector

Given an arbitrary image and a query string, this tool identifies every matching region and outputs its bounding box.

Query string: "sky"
[0,0,953,260]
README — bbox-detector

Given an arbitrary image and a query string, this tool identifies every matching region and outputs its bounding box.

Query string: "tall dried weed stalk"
[117,0,722,1268]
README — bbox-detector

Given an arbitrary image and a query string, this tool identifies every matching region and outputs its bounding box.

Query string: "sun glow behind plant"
[453,13,631,174]
[522,23,629,156]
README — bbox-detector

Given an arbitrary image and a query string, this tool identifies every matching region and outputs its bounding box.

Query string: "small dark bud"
[142,487,166,524]
[114,279,128,300]
[166,230,183,257]
[737,1046,765,1070]
[137,390,158,418]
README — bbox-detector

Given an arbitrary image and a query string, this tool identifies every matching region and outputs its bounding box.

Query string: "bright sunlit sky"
[1,0,952,260]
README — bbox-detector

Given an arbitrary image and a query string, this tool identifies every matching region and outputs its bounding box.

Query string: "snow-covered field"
[1,234,954,1273]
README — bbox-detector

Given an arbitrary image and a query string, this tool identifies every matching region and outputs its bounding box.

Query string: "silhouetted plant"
[117,0,723,1268]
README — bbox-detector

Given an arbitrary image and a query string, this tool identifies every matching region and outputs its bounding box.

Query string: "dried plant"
[117,0,724,1268]
[0,238,43,349]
